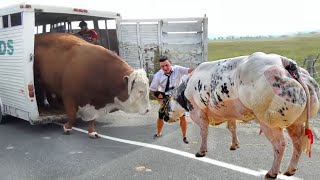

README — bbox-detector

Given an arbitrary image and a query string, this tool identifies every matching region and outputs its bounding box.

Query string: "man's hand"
[157,93,164,99]
[188,68,194,74]
[91,38,97,44]
[154,91,165,99]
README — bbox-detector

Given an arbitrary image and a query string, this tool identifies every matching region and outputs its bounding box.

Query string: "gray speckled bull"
[166,52,320,179]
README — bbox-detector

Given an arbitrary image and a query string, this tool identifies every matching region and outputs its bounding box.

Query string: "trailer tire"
[0,99,5,124]
[0,106,4,124]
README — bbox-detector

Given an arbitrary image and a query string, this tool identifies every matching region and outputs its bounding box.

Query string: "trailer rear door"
[0,10,38,122]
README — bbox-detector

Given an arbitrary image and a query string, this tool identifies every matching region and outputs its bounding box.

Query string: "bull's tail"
[281,57,313,157]
[297,77,313,157]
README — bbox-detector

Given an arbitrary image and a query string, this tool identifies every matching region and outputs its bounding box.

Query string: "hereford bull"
[34,33,150,138]
[165,52,319,178]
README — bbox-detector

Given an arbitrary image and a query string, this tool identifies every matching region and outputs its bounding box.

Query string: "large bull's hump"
[209,58,244,109]
[35,32,88,47]
[188,57,246,109]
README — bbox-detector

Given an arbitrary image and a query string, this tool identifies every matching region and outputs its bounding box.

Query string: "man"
[77,21,98,44]
[150,56,193,144]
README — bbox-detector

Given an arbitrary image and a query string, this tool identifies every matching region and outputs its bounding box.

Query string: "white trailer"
[0,3,208,124]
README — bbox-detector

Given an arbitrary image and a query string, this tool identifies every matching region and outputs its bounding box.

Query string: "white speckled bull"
[166,52,320,178]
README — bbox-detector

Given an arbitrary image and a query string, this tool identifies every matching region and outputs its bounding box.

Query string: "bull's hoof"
[195,151,206,157]
[230,146,237,150]
[230,144,239,150]
[44,101,50,107]
[265,173,277,179]
[63,126,72,135]
[89,132,100,139]
[283,169,296,176]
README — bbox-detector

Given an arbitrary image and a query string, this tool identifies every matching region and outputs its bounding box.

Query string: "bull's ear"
[124,74,136,95]
[123,75,129,84]
[123,76,129,91]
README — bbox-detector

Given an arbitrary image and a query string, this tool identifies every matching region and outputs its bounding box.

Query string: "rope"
[159,95,171,113]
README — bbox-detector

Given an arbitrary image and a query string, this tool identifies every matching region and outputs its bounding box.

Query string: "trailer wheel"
[0,106,4,124]
[0,106,8,124]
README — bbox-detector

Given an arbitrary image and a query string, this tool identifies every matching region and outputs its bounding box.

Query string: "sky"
[1,0,320,37]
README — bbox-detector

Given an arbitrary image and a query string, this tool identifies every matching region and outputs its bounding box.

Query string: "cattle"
[165,52,320,178]
[34,33,150,138]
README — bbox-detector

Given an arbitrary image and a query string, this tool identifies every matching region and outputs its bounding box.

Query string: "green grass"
[208,35,320,66]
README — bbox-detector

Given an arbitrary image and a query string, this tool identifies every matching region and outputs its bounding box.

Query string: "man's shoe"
[183,137,189,144]
[153,134,162,139]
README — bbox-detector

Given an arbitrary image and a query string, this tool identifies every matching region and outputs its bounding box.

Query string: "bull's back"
[185,52,319,127]
[61,48,134,107]
[34,33,84,95]
[34,33,134,103]
[185,56,248,109]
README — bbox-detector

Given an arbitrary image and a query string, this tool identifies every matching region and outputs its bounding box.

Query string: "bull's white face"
[113,69,150,114]
[126,69,150,114]
[128,80,150,114]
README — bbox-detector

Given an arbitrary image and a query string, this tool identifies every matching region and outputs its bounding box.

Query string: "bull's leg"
[179,116,189,144]
[227,120,240,150]
[43,90,50,108]
[260,123,286,179]
[190,108,209,157]
[284,123,304,176]
[63,98,77,135]
[88,120,100,138]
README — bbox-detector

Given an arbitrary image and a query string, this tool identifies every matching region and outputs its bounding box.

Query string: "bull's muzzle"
[140,108,150,115]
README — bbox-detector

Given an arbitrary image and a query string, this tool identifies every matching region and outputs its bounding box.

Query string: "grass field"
[208,35,320,67]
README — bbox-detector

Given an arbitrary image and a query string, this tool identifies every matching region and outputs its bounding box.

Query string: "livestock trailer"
[0,3,208,124]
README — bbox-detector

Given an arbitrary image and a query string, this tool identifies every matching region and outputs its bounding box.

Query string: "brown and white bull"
[34,33,150,138]
[165,52,319,178]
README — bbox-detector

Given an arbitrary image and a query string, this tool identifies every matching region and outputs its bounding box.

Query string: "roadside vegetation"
[208,34,320,67]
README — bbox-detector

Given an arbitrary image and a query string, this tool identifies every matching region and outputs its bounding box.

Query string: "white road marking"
[6,146,14,150]
[54,123,302,180]
[69,151,83,154]
[259,170,302,180]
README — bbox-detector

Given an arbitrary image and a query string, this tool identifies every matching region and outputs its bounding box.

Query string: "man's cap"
[79,21,87,27]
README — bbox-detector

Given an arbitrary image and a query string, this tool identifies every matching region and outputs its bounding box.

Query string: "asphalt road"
[1,112,320,180]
